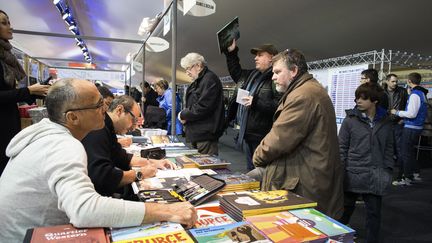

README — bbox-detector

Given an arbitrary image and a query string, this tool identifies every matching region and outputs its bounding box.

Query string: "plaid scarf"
[0,39,26,88]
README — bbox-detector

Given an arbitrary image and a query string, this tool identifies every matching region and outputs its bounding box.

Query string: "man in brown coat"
[251,49,344,219]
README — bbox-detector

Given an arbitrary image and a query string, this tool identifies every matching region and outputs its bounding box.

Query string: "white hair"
[180,52,206,69]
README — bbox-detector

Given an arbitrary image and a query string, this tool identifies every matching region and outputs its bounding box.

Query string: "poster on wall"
[328,64,369,123]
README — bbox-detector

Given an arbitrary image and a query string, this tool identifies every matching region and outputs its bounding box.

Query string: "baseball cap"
[250,44,278,56]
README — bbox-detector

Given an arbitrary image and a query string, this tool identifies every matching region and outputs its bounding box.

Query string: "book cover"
[217,16,240,54]
[185,153,230,168]
[195,214,236,228]
[135,176,189,191]
[246,211,328,243]
[221,190,317,217]
[289,208,355,242]
[113,230,194,243]
[175,155,199,168]
[213,173,258,185]
[24,224,108,243]
[189,221,270,243]
[111,222,185,242]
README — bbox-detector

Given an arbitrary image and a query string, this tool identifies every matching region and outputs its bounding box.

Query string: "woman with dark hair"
[0,9,49,175]
[154,79,183,135]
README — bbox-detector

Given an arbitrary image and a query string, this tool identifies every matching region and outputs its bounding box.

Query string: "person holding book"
[223,39,281,171]
[179,52,225,155]
[251,49,344,219]
[154,78,183,135]
[0,79,197,243]
[339,82,394,242]
[82,95,175,199]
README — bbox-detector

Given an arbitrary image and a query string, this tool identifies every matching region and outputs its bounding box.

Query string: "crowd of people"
[0,8,431,243]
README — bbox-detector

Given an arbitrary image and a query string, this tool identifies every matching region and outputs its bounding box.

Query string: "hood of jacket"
[6,118,71,158]
[413,85,429,96]
[345,106,387,121]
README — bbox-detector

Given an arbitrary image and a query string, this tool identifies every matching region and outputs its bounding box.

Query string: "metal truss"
[390,50,432,70]
[307,50,388,70]
[308,49,432,71]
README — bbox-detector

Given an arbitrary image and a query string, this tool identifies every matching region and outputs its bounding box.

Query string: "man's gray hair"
[180,52,206,69]
[45,78,79,124]
[108,95,136,112]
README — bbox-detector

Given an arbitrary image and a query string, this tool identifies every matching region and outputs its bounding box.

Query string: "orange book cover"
[246,211,328,243]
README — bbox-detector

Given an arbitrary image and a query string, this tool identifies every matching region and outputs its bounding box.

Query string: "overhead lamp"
[53,0,67,14]
[62,12,70,20]
[137,17,157,36]
[69,25,79,35]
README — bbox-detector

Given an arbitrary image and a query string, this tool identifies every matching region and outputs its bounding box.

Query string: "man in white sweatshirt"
[0,79,197,243]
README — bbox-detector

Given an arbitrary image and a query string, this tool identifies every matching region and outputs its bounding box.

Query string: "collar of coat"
[279,72,313,105]
[346,106,388,125]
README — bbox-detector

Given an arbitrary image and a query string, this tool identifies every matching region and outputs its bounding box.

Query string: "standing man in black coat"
[383,73,408,182]
[179,52,225,155]
[141,81,159,115]
[224,39,281,171]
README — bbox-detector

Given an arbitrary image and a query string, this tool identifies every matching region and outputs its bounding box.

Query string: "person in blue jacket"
[154,79,183,135]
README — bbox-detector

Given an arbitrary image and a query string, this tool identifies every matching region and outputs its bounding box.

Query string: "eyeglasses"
[185,64,196,72]
[64,97,104,113]
[125,108,138,124]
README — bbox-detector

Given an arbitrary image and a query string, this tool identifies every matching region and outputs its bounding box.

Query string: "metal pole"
[388,50,392,73]
[380,49,385,81]
[142,41,146,115]
[171,0,177,136]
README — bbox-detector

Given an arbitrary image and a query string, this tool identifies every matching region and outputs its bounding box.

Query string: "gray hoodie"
[0,118,145,243]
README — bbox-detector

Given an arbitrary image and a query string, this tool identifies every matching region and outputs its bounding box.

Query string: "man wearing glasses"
[82,95,175,199]
[359,68,389,110]
[0,79,197,242]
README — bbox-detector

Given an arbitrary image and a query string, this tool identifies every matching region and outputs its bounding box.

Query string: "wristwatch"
[135,170,143,181]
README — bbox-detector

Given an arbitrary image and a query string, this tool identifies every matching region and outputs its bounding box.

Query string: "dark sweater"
[82,114,133,196]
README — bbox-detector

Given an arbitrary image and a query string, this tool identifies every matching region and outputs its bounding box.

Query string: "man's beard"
[275,84,287,93]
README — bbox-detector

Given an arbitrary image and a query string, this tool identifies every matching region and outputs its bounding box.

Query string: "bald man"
[0,79,197,243]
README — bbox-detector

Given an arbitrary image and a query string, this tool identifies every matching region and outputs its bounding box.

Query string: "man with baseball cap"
[224,39,281,171]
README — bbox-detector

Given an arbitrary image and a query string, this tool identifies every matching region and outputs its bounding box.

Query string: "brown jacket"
[253,72,344,219]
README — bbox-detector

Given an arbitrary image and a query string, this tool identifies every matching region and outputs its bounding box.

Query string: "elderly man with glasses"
[82,95,175,199]
[0,79,196,243]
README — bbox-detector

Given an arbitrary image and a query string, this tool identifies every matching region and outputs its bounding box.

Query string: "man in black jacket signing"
[224,39,281,171]
[179,52,225,156]
[82,95,174,199]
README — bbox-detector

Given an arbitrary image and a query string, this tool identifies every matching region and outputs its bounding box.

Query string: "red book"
[23,224,110,243]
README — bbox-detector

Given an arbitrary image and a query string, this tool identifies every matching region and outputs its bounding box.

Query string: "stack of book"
[111,222,194,243]
[246,211,328,243]
[213,173,260,193]
[150,135,184,147]
[288,208,355,242]
[176,153,230,169]
[189,221,271,243]
[219,190,317,222]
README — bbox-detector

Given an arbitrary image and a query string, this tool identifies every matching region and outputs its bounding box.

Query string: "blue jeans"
[244,139,260,172]
[393,123,403,179]
[399,128,422,180]
[340,192,382,243]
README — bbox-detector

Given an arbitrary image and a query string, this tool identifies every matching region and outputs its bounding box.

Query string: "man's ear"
[115,105,124,116]
[65,112,79,125]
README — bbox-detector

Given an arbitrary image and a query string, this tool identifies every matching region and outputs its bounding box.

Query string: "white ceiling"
[2,0,432,87]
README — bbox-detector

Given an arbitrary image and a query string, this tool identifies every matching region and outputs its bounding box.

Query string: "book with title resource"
[23,224,109,243]
[111,221,187,242]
